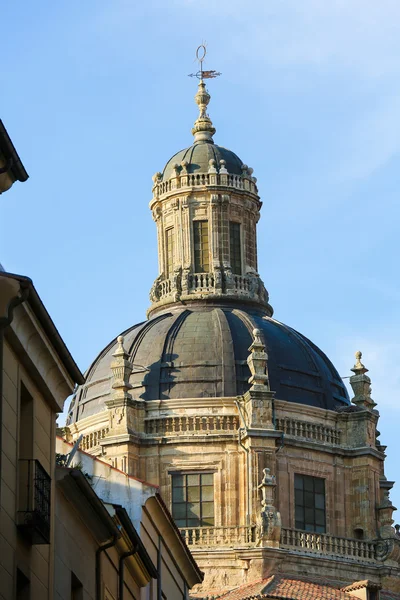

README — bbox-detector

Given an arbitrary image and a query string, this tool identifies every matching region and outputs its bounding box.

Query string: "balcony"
[179,526,377,563]
[145,414,239,436]
[180,526,255,548]
[280,528,376,562]
[17,459,51,544]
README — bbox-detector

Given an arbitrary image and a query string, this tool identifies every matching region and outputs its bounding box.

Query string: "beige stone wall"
[140,508,187,600]
[1,339,55,599]
[68,395,385,538]
[54,490,97,600]
[67,393,399,596]
[55,491,140,600]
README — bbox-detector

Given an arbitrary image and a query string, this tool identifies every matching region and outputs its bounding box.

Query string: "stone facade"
[65,336,400,596]
[0,272,83,599]
[64,79,400,598]
[55,438,202,599]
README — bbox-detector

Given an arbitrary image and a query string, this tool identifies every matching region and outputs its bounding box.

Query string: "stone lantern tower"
[148,79,272,318]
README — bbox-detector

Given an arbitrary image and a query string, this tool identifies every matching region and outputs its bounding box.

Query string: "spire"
[189,44,220,144]
[191,80,216,143]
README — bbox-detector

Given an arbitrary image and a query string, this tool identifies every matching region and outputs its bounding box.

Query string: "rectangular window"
[229,222,242,275]
[16,569,30,600]
[294,474,326,533]
[165,228,174,278]
[172,472,214,527]
[193,221,210,272]
[71,572,83,600]
[19,382,34,459]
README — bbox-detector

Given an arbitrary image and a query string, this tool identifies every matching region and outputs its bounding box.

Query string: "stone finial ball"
[117,335,124,344]
[355,350,362,359]
[253,328,261,337]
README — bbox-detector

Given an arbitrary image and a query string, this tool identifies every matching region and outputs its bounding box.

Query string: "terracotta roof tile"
[215,576,359,600]
[215,577,274,600]
[267,577,357,599]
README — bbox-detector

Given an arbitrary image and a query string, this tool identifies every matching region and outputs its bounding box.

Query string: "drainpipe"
[0,281,29,519]
[96,536,118,600]
[118,549,136,600]
[157,535,162,600]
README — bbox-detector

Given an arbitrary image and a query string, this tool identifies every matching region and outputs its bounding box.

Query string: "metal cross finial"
[188,44,221,80]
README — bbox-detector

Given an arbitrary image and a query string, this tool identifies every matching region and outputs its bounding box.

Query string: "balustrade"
[145,414,239,436]
[179,525,376,562]
[154,172,257,197]
[159,279,172,297]
[233,275,250,292]
[81,427,109,451]
[180,526,254,547]
[280,528,375,561]
[275,417,341,445]
[189,272,215,291]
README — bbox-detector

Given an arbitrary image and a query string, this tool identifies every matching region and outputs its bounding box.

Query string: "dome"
[66,306,349,424]
[162,141,244,180]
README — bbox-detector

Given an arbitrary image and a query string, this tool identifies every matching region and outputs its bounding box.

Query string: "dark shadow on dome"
[139,354,178,401]
[67,307,350,424]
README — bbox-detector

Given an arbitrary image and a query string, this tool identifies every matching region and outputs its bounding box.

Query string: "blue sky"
[2,1,400,512]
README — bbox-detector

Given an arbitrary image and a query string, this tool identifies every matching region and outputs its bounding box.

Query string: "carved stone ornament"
[377,490,397,539]
[256,468,281,547]
[375,538,400,564]
[149,275,162,302]
[110,336,133,400]
[350,351,377,410]
[247,329,269,390]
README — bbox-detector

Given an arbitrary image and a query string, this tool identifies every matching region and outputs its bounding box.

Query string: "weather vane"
[188,44,221,80]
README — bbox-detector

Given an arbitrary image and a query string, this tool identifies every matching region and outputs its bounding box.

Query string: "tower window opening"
[193,220,210,272]
[171,472,214,527]
[165,228,174,278]
[294,474,326,533]
[229,222,242,275]
[354,527,364,540]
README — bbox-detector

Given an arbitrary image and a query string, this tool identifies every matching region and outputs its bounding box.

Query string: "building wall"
[65,390,400,596]
[54,490,97,600]
[140,508,187,600]
[54,489,142,600]
[1,338,55,599]
[56,438,200,599]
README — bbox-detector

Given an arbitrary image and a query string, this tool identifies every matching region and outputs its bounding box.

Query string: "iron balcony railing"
[17,459,51,544]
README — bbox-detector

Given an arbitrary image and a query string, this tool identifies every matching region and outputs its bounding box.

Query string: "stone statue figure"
[256,468,281,548]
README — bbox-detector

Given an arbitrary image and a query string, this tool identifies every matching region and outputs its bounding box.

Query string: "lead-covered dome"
[162,141,244,180]
[66,306,349,424]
